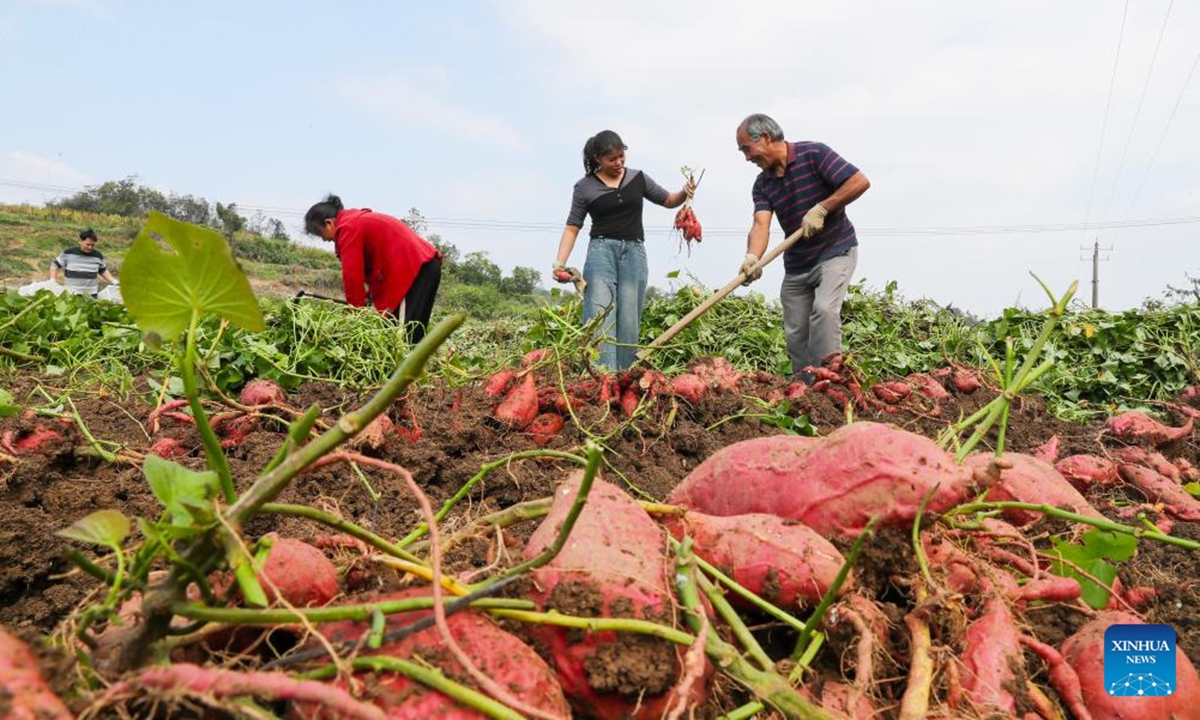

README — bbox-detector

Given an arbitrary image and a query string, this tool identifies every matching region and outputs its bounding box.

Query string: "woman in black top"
[552,130,693,369]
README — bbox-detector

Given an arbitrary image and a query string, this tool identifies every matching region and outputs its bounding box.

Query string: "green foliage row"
[1,278,1196,420]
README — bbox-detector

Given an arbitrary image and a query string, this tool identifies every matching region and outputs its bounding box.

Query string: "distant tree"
[458,251,503,287]
[267,218,290,241]
[168,194,212,225]
[501,266,541,295]
[403,207,428,235]
[215,202,246,240]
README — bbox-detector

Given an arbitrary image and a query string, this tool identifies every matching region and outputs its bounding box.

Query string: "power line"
[1129,45,1200,208]
[1083,0,1130,233]
[3,179,1200,238]
[1100,0,1174,222]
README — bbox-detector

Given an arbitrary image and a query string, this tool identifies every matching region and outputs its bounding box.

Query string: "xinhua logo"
[1104,624,1176,697]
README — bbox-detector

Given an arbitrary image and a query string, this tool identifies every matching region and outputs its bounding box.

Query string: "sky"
[1,0,1197,317]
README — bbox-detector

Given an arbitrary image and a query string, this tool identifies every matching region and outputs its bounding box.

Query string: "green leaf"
[0,388,18,417]
[57,509,131,548]
[666,270,681,279]
[143,454,219,528]
[1186,482,1200,497]
[1081,529,1138,562]
[122,211,265,341]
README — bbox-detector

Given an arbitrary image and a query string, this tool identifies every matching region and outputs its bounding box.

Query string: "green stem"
[792,517,876,662]
[696,570,773,671]
[667,537,805,633]
[397,449,587,548]
[474,443,601,586]
[303,656,526,720]
[490,608,694,644]
[181,310,235,502]
[259,503,422,563]
[170,596,533,625]
[720,702,766,720]
[226,313,463,530]
[945,500,1200,550]
[672,543,834,720]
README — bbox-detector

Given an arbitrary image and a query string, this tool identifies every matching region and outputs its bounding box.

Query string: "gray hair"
[740,113,785,142]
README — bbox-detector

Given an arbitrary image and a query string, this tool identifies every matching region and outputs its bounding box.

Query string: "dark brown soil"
[2,364,1198,719]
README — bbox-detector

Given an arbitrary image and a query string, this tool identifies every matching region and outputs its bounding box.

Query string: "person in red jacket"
[304,194,443,343]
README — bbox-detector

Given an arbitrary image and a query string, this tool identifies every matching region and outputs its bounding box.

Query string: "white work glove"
[800,203,828,239]
[740,252,762,286]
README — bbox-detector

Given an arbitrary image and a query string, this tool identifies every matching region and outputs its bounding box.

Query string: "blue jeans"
[583,238,648,370]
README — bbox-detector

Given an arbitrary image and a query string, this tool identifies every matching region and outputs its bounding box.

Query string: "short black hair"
[304,195,344,236]
[79,228,97,241]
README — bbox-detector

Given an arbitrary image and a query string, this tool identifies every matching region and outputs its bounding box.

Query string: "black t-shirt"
[566,169,670,241]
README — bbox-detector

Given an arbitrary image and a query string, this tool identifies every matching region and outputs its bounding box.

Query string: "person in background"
[552,130,695,370]
[735,113,870,382]
[50,228,118,299]
[303,194,442,344]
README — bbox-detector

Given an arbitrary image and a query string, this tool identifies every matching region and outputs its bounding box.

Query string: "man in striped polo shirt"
[736,113,870,382]
[50,228,118,298]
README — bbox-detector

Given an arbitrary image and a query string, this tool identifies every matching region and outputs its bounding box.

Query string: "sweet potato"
[257,534,339,607]
[871,381,911,405]
[1107,410,1194,446]
[905,372,949,400]
[521,348,553,367]
[294,588,570,720]
[1062,611,1200,719]
[529,413,564,446]
[15,426,67,454]
[667,511,852,609]
[239,378,286,407]
[483,369,516,397]
[1032,434,1061,464]
[0,625,74,720]
[1117,462,1200,522]
[1056,454,1119,491]
[351,413,394,452]
[524,474,704,719]
[960,599,1024,715]
[669,423,974,539]
[951,368,982,394]
[494,373,538,430]
[148,436,188,459]
[669,373,707,403]
[965,452,1105,526]
[689,357,741,392]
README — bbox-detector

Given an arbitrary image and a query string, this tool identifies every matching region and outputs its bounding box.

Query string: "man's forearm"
[820,171,870,214]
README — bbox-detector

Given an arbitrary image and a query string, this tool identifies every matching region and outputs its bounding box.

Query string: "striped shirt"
[752,141,860,275]
[52,246,108,296]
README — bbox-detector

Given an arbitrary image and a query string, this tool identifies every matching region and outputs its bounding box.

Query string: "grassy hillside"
[0,204,343,298]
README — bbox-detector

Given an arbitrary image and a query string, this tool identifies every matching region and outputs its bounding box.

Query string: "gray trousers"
[780,247,858,379]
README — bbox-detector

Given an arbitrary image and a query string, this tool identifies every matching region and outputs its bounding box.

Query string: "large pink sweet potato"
[524,473,705,720]
[667,511,852,609]
[668,423,974,538]
[1117,462,1200,522]
[293,588,569,720]
[0,625,74,720]
[964,452,1105,526]
[1062,611,1200,720]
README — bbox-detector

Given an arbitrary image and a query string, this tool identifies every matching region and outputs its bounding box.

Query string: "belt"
[591,236,644,243]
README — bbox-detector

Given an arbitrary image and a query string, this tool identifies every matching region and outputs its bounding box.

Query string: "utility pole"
[1081,240,1112,309]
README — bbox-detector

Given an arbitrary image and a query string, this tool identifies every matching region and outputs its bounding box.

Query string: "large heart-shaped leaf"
[122,211,264,341]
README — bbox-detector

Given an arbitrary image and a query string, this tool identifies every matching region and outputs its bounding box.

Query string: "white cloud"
[338,75,525,151]
[0,151,91,204]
